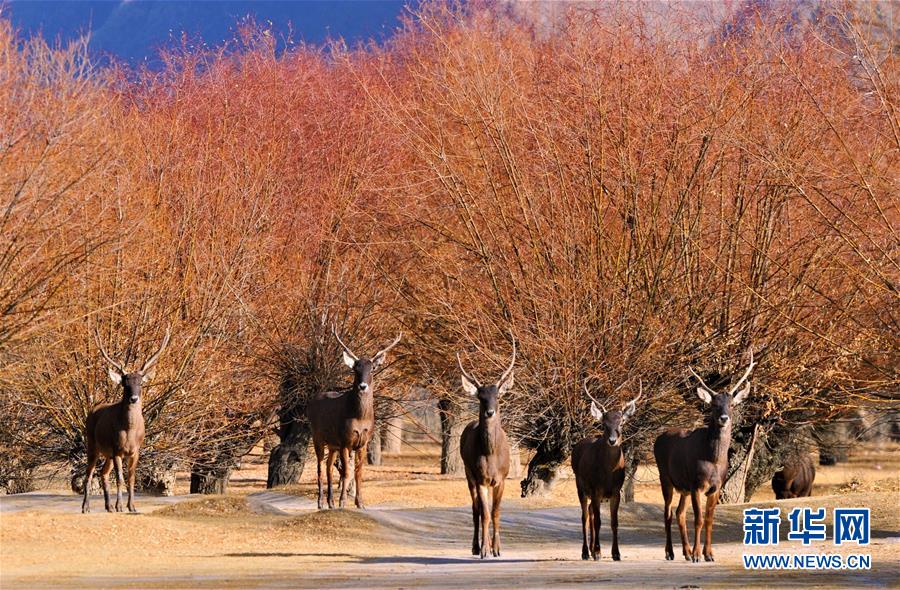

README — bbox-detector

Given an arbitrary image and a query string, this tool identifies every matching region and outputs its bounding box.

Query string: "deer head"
[688,349,754,428]
[333,325,402,394]
[95,327,170,404]
[457,331,516,421]
[585,380,642,447]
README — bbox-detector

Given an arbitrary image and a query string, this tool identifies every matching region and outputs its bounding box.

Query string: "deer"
[82,327,170,514]
[307,326,401,510]
[653,349,754,563]
[572,381,642,561]
[772,452,815,499]
[458,333,514,559]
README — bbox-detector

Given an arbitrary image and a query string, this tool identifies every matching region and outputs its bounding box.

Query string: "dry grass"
[153,496,250,519]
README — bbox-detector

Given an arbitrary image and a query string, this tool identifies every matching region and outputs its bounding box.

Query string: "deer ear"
[732,382,751,405]
[460,373,478,396]
[623,399,637,419]
[141,367,156,383]
[342,351,356,369]
[498,371,514,394]
[372,351,386,368]
[108,367,123,385]
[590,401,604,421]
[696,387,713,404]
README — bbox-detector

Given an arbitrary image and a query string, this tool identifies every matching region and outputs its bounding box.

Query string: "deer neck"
[479,416,502,455]
[705,418,731,465]
[349,385,374,420]
[119,400,143,429]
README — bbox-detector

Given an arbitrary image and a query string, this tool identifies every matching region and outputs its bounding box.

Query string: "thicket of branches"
[0,1,895,498]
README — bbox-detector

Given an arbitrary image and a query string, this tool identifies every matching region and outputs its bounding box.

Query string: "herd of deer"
[83,327,813,563]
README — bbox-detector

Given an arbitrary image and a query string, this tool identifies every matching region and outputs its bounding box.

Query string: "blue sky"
[4,1,416,62]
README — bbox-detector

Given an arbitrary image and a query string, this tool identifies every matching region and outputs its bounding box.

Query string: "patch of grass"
[280,509,379,540]
[153,495,249,518]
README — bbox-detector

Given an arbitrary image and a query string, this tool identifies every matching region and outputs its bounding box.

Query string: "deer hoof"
[704,554,714,562]
[612,552,621,562]
[581,547,590,560]
[665,554,674,561]
[472,546,480,556]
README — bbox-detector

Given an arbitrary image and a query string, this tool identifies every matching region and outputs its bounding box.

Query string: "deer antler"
[497,328,516,387]
[141,327,171,373]
[688,365,715,393]
[375,332,403,359]
[332,324,358,361]
[726,348,755,397]
[94,327,126,375]
[582,376,606,414]
[626,379,643,407]
[456,352,481,388]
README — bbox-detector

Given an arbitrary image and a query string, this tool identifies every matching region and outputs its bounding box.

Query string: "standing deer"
[772,453,815,499]
[307,327,401,510]
[458,334,514,559]
[654,349,754,562]
[572,382,642,561]
[82,328,170,513]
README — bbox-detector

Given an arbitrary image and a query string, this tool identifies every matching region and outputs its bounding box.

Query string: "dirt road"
[2,487,897,588]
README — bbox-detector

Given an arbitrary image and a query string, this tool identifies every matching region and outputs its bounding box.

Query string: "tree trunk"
[439,398,464,475]
[383,416,403,454]
[622,446,639,503]
[267,418,311,488]
[140,460,177,496]
[721,424,759,504]
[520,443,566,497]
[817,421,850,465]
[367,425,382,465]
[508,444,521,479]
[190,465,232,494]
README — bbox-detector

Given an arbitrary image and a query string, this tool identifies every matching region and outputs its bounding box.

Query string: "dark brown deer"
[654,350,754,562]
[772,453,815,499]
[82,328,170,513]
[307,327,401,510]
[458,334,514,559]
[572,382,642,561]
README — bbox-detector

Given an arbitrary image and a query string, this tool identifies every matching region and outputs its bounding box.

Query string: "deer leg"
[467,479,480,556]
[354,447,366,509]
[338,447,351,509]
[578,483,590,560]
[81,449,99,513]
[676,494,690,561]
[703,491,718,562]
[126,453,139,513]
[477,485,491,559]
[610,491,621,561]
[661,481,674,560]
[590,494,602,560]
[100,458,114,512]
[113,456,124,512]
[690,490,703,563]
[314,442,326,510]
[325,449,337,510]
[490,480,504,557]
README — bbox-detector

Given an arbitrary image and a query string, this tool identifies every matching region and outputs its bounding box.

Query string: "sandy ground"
[2,444,898,589]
